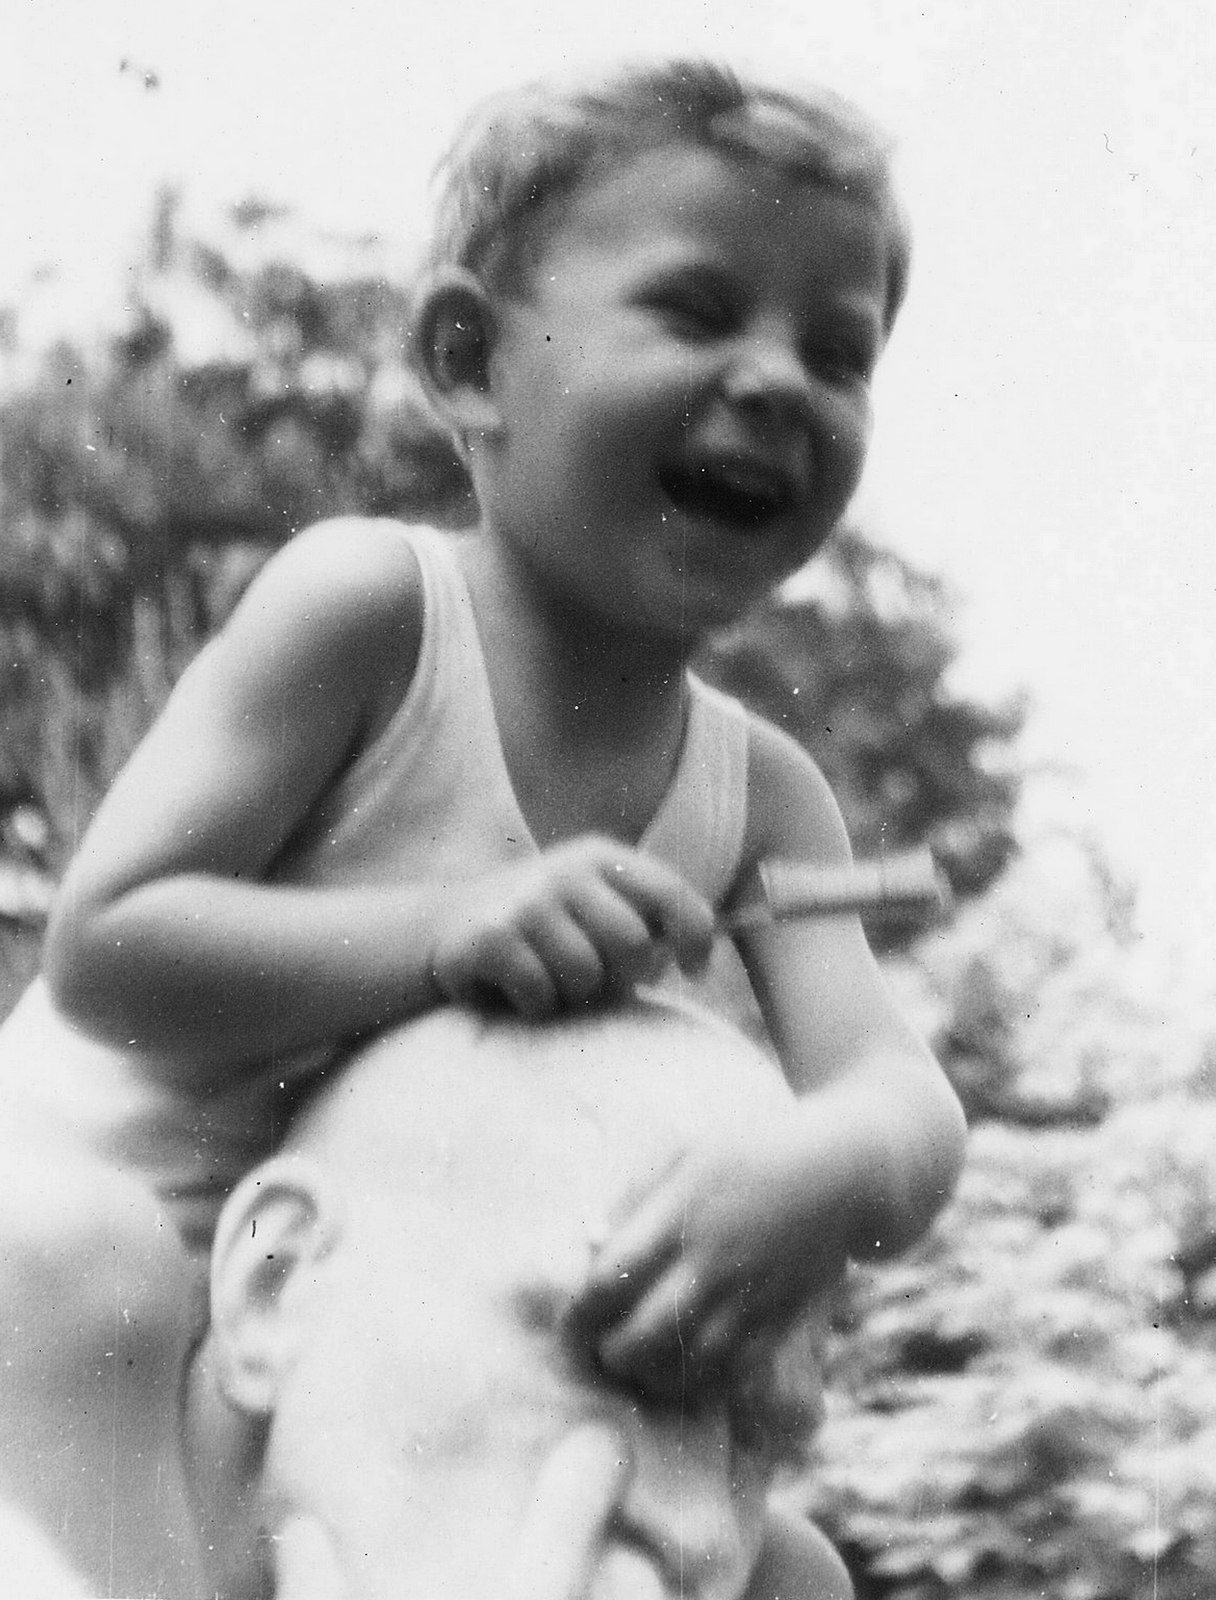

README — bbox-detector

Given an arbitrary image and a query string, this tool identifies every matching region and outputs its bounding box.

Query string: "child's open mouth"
[658,459,794,531]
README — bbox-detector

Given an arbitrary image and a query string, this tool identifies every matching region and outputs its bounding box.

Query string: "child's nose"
[723,337,816,430]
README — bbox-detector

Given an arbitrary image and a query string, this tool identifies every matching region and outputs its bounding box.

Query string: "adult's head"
[195,996,820,1600]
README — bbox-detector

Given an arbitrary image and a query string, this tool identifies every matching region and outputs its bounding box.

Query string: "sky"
[2,0,1213,990]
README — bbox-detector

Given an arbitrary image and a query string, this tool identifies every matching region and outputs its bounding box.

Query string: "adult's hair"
[425,58,912,333]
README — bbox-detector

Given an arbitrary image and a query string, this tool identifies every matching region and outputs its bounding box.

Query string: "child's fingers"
[506,1424,632,1600]
[605,1293,742,1399]
[574,1241,674,1345]
[577,1180,683,1328]
[596,1261,707,1390]
[522,911,609,1006]
[685,1295,746,1383]
[564,879,670,981]
[437,934,559,1018]
[590,851,715,970]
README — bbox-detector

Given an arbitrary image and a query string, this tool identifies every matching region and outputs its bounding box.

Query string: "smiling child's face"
[478,141,893,641]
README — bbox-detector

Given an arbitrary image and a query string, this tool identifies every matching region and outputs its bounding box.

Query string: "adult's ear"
[412,268,502,440]
[209,1157,341,1417]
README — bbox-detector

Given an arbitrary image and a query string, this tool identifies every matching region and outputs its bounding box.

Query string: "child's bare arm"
[579,718,965,1393]
[44,522,710,1078]
[738,720,966,1254]
[43,520,430,1071]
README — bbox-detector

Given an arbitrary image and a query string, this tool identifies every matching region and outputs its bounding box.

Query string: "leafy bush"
[798,841,1216,1600]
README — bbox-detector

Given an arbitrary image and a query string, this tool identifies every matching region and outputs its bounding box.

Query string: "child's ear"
[412,268,502,439]
[208,1158,340,1417]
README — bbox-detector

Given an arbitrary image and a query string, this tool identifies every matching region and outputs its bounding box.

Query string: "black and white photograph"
[1,3,1212,1596]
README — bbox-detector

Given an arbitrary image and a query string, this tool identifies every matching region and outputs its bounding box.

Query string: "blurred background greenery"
[2,197,1213,1600]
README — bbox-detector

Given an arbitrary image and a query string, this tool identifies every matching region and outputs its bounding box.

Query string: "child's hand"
[428,837,715,1017]
[573,1126,848,1400]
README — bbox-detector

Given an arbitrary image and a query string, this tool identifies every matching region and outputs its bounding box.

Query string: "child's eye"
[808,340,875,386]
[644,283,737,338]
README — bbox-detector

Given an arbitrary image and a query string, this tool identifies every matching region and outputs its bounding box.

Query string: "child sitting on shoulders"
[2,58,965,1595]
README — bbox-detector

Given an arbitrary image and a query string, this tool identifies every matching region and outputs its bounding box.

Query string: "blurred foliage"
[0,192,471,875]
[9,193,1212,1600]
[695,536,1024,909]
[798,838,1216,1599]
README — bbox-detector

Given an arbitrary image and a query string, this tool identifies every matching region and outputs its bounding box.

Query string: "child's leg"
[0,1132,207,1597]
[746,1508,854,1600]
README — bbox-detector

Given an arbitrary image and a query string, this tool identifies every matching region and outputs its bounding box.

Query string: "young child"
[6,51,961,1519]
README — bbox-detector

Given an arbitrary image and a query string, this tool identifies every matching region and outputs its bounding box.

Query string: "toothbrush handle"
[724,849,948,932]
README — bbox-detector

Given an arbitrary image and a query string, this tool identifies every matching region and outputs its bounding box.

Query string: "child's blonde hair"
[426,59,911,333]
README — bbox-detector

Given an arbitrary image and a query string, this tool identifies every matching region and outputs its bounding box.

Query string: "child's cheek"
[821,396,873,504]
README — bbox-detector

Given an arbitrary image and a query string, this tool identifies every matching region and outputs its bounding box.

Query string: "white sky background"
[1,0,1213,990]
